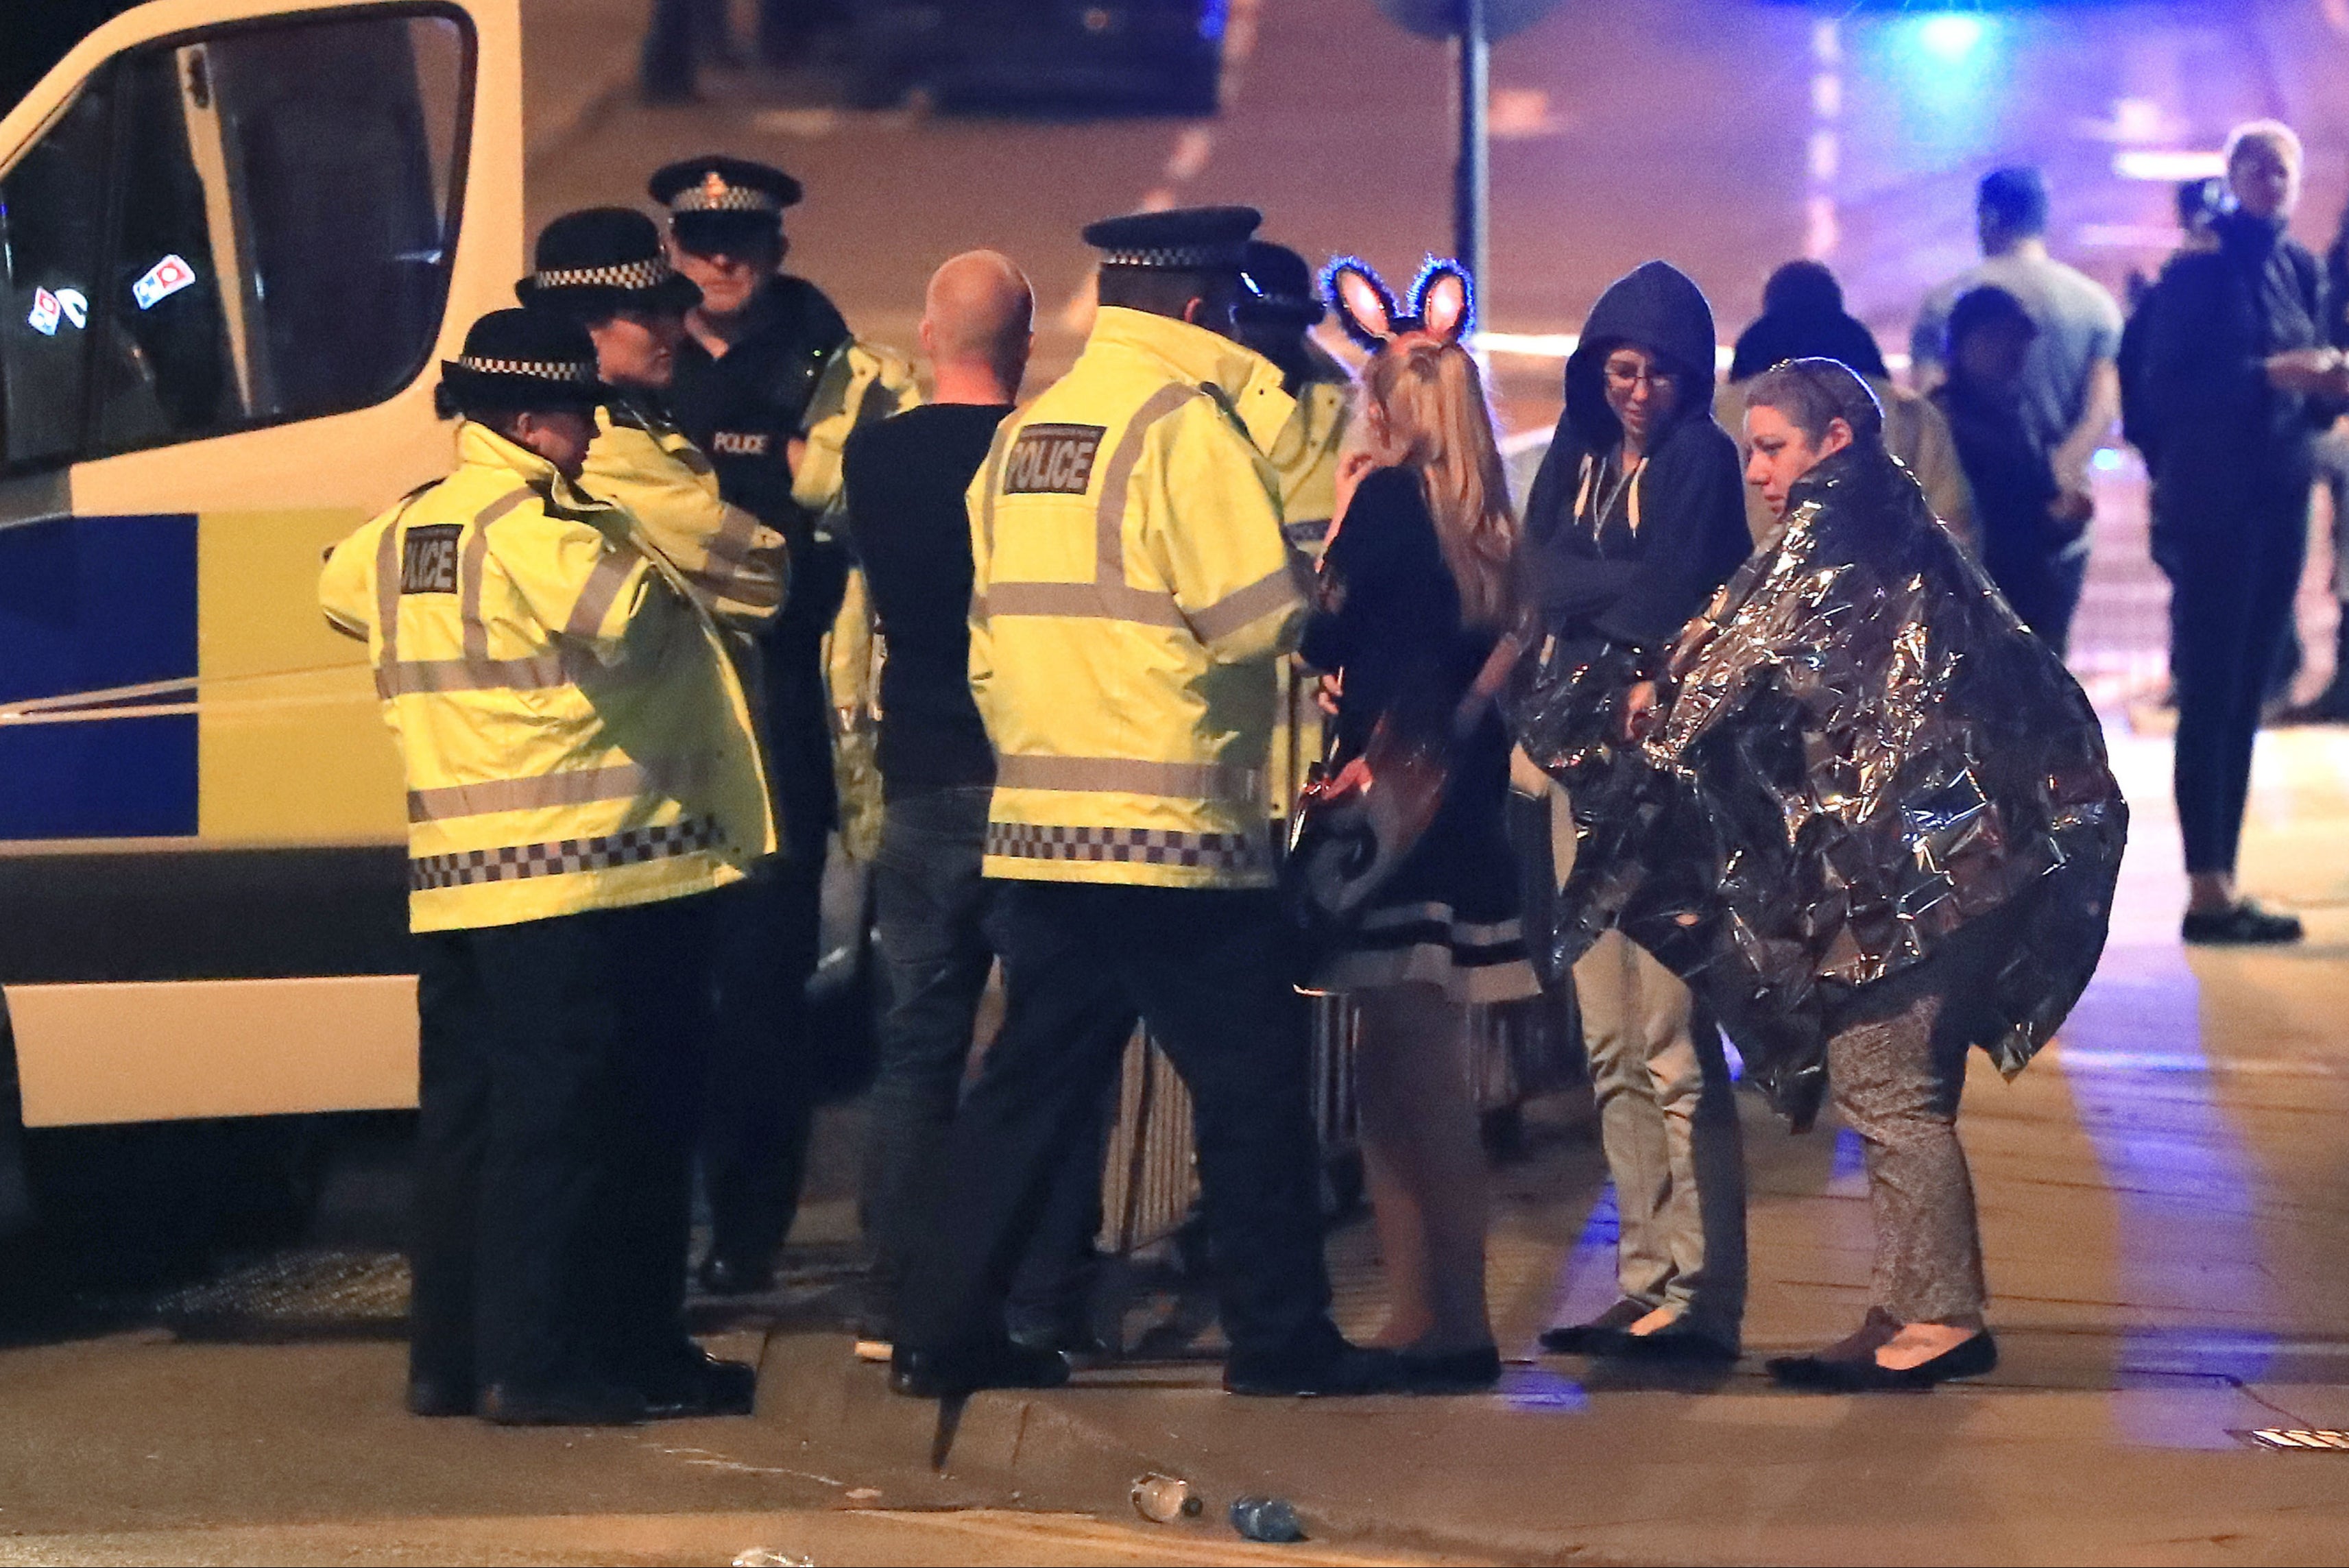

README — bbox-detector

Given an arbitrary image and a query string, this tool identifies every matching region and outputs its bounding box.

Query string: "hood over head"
[1564,261,1720,450]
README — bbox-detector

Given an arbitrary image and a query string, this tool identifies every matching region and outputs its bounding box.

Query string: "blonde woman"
[1303,261,1541,1392]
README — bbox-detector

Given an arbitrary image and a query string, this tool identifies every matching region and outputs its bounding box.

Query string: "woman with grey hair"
[1517,357,2125,1390]
[2143,119,2349,943]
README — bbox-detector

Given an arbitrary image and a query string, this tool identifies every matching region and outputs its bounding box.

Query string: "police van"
[0,0,531,1260]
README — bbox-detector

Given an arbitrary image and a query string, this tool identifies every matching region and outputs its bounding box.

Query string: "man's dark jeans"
[860,786,1102,1340]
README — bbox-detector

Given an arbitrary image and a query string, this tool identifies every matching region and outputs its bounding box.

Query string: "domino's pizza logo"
[132,254,197,311]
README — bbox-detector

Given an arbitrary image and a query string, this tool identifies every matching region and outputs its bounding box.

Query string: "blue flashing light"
[1915,14,1986,60]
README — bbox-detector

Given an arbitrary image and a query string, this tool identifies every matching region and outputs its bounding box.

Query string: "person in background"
[842,252,1108,1364]
[2144,120,2349,944]
[1934,286,2093,655]
[1719,259,1973,544]
[1912,168,2123,513]
[320,310,774,1425]
[652,155,920,1293]
[2278,191,2349,723]
[1514,261,1752,1366]
[893,206,1406,1401]
[1303,260,1538,1392]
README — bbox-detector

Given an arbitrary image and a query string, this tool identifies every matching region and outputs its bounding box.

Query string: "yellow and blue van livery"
[0,0,527,1129]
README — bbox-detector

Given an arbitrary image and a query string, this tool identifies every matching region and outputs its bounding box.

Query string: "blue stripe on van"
[0,514,199,839]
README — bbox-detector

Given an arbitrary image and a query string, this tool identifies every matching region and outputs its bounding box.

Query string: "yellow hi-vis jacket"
[1262,360,1354,815]
[320,422,775,933]
[587,401,788,630]
[1267,363,1354,555]
[791,337,924,529]
[969,306,1308,889]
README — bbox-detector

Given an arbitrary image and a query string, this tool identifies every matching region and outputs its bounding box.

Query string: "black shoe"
[1537,1299,1649,1355]
[697,1253,775,1296]
[1396,1344,1502,1392]
[406,1375,475,1418]
[635,1346,759,1419]
[1225,1336,1410,1397]
[1609,1324,1739,1364]
[2182,901,2303,946]
[478,1377,647,1426]
[1010,1323,1118,1367]
[889,1339,1072,1399]
[1768,1331,1997,1392]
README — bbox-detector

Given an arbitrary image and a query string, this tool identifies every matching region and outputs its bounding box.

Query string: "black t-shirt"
[841,402,1009,797]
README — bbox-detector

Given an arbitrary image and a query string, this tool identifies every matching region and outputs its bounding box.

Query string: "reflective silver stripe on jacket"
[374,488,551,699]
[407,762,653,823]
[409,814,725,891]
[1187,561,1307,644]
[984,383,1199,629]
[994,754,1261,799]
[985,820,1270,871]
[564,548,641,640]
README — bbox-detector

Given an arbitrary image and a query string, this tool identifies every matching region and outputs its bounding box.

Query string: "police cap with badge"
[649,156,802,255]
[518,207,701,321]
[1082,205,1262,276]
[436,308,607,415]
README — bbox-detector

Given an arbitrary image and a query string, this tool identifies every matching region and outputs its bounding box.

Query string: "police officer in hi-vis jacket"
[319,309,774,1426]
[891,207,1408,1401]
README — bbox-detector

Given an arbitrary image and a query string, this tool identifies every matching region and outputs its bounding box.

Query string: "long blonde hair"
[1362,337,1519,629]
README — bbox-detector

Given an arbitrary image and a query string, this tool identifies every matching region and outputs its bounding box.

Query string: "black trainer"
[2182,900,2303,945]
[889,1338,1072,1399]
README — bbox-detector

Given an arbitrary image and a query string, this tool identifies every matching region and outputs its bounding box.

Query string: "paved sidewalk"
[759,723,2349,1566]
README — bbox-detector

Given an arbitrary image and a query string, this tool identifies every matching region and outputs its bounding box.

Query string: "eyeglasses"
[1603,360,1674,391]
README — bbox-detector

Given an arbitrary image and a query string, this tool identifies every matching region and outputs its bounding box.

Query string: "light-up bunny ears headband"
[1320,256,1475,354]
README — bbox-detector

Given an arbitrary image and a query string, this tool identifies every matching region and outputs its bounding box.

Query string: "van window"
[0,73,113,468]
[0,9,471,472]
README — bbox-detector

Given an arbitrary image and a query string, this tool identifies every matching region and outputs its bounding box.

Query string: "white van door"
[0,0,523,1125]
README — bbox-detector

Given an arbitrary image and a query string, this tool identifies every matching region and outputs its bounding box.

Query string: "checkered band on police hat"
[531,254,677,292]
[1098,243,1248,270]
[670,171,782,214]
[455,354,597,383]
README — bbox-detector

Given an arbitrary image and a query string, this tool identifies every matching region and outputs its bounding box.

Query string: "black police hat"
[649,156,801,252]
[1238,241,1325,324]
[1083,206,1262,272]
[437,308,606,413]
[517,207,701,319]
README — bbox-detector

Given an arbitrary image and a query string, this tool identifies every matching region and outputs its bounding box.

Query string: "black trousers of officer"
[900,881,1336,1364]
[411,893,716,1395]
[2160,484,2309,876]
[701,845,823,1273]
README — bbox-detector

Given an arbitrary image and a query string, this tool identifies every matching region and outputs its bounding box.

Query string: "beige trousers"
[1538,767,1748,1340]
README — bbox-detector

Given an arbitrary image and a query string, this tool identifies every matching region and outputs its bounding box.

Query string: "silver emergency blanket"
[1513,444,2127,1121]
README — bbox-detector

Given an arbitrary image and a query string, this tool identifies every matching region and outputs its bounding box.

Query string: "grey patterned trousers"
[1827,973,1989,1324]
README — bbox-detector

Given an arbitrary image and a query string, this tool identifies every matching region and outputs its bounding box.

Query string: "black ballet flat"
[1768,1331,1997,1392]
[1610,1324,1739,1364]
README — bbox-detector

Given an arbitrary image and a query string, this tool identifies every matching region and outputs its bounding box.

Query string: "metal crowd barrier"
[1096,991,1578,1257]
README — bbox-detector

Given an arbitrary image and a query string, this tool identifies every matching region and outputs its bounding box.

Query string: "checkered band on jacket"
[985,821,1268,872]
[409,817,726,891]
